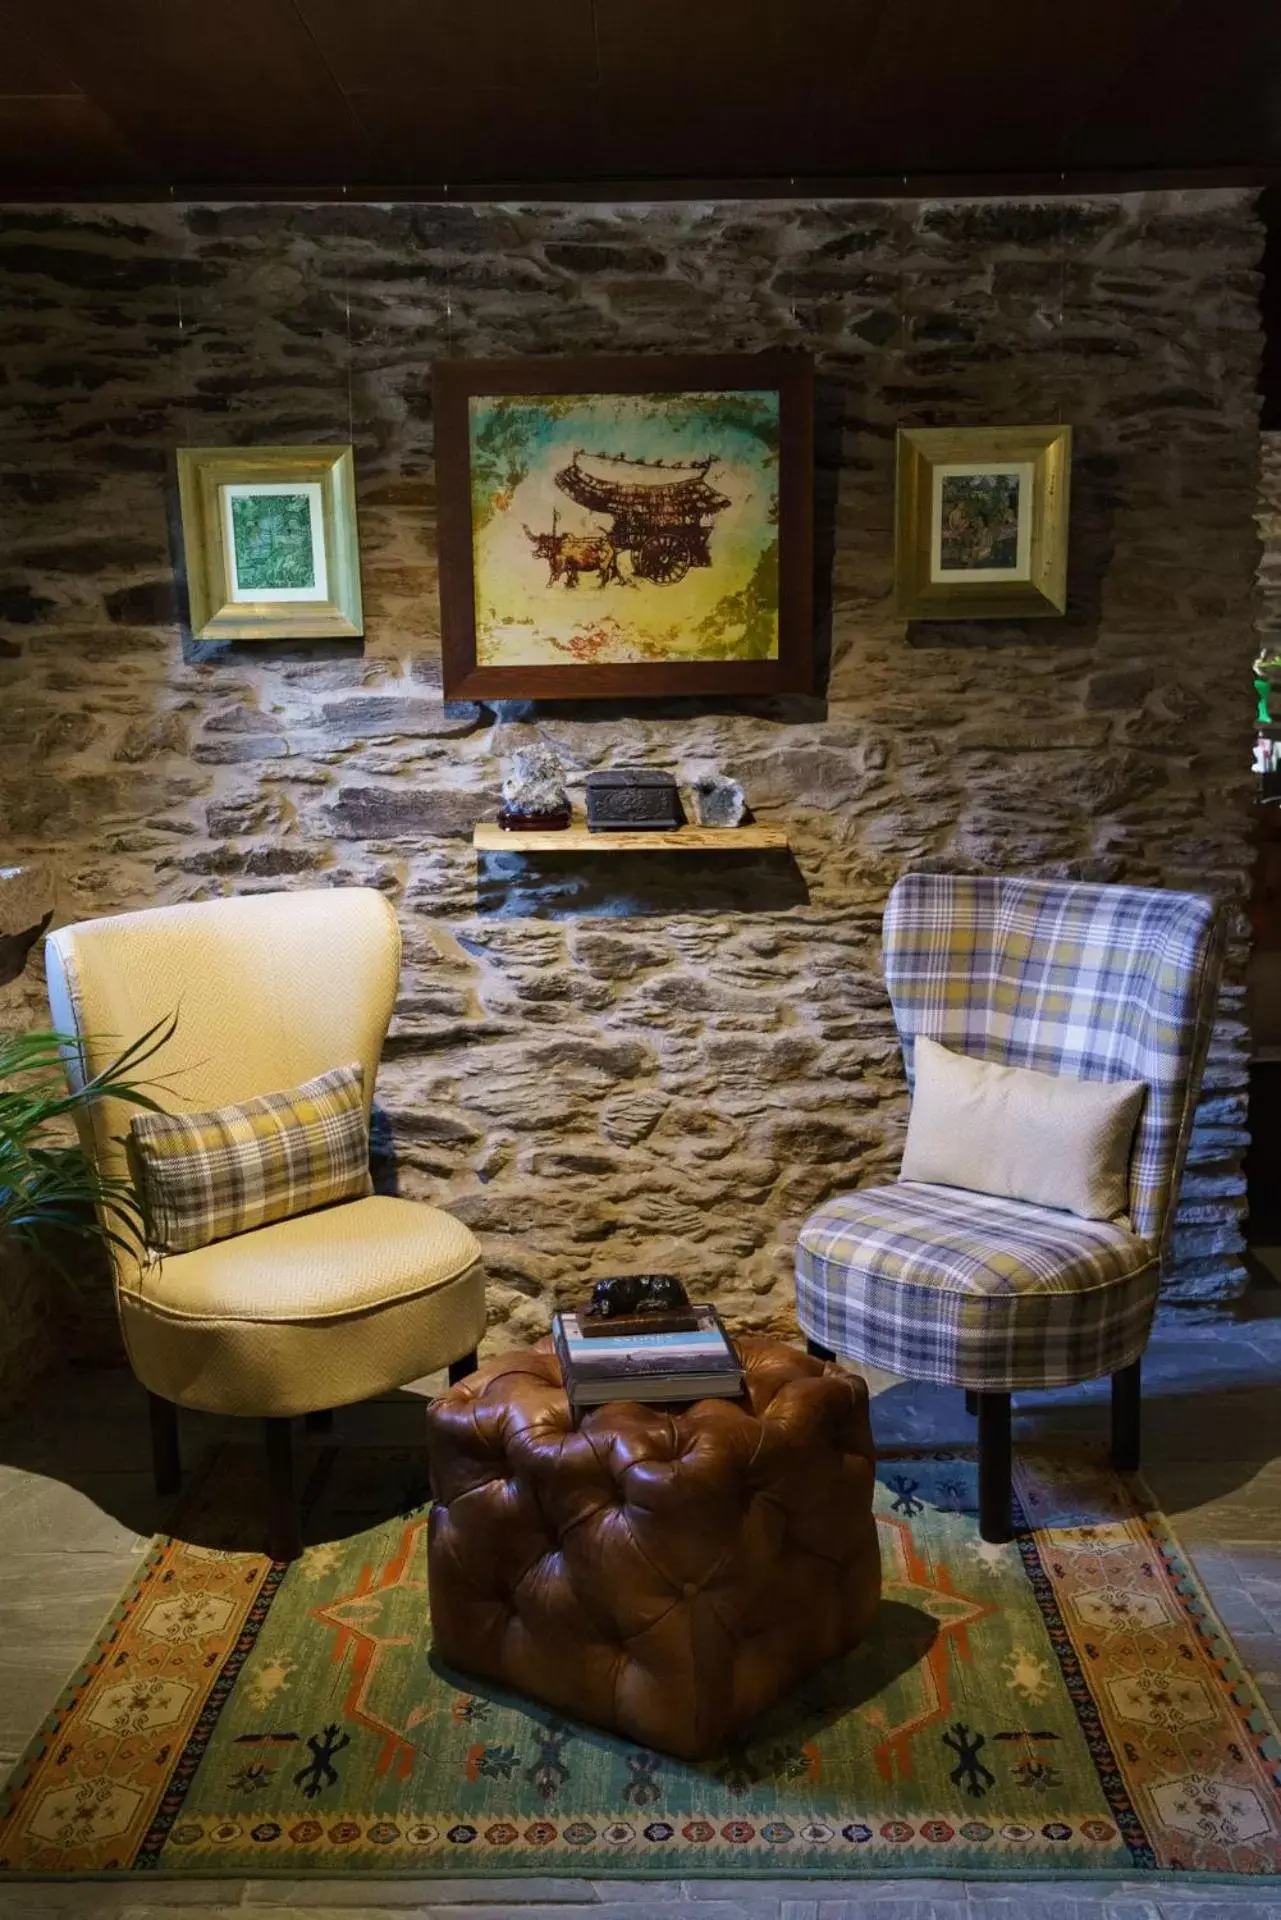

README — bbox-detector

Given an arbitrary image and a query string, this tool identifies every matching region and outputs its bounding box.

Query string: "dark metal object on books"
[585,770,683,832]
[583,1271,690,1319]
[578,1308,699,1338]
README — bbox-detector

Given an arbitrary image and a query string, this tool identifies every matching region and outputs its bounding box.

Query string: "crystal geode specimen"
[691,774,748,828]
[498,743,571,829]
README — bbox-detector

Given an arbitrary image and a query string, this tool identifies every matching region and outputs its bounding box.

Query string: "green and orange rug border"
[1014,1488,1281,1875]
[4,1444,1281,1884]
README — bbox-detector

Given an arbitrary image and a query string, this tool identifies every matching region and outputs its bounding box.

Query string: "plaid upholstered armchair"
[796,874,1225,1544]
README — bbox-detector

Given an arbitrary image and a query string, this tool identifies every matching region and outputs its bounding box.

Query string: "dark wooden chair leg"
[148,1392,181,1498]
[1111,1358,1141,1472]
[447,1349,479,1386]
[977,1392,1013,1544]
[263,1418,301,1563]
[304,1409,334,1434]
[805,1338,837,1362]
[965,1389,979,1416]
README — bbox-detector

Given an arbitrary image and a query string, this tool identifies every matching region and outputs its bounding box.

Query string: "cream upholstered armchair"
[45,887,485,1561]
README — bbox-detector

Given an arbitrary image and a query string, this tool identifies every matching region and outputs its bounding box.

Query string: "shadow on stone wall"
[369,1102,400,1197]
[810,373,842,695]
[474,847,810,919]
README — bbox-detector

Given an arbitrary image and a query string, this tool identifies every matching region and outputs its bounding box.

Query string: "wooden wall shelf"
[473,821,790,854]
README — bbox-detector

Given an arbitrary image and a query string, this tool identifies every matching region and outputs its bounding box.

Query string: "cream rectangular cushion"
[45,889,485,1418]
[900,1035,1147,1222]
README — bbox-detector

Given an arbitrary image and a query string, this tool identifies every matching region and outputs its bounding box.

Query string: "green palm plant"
[0,1016,176,1273]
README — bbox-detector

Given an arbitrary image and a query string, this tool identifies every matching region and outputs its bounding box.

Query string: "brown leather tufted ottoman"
[425,1335,881,1760]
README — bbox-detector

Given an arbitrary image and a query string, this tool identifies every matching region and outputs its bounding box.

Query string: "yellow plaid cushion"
[128,1065,373,1255]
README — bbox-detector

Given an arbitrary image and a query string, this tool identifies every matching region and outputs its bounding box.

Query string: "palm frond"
[0,1012,178,1286]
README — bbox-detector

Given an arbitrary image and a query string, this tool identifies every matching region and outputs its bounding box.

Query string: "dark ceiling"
[1,0,1279,199]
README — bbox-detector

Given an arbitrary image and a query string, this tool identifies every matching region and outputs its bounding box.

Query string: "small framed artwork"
[894,425,1072,619]
[175,445,363,641]
[433,352,813,699]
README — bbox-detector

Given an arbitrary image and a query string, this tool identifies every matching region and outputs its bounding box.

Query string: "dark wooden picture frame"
[434,352,813,701]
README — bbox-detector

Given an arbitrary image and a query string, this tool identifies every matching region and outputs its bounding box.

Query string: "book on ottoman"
[552,1303,743,1410]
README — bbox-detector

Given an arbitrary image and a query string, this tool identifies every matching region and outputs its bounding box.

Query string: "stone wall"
[0,190,1264,1398]
[1259,433,1281,663]
[1250,431,1281,1053]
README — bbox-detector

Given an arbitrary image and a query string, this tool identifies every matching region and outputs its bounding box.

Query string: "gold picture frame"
[894,425,1072,619]
[175,445,363,641]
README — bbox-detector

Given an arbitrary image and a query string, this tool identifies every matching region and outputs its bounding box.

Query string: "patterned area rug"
[3,1444,1281,1882]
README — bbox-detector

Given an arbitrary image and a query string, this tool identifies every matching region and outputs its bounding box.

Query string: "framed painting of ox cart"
[433,353,813,699]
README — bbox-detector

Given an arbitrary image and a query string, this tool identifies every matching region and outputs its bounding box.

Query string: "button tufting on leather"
[425,1334,882,1762]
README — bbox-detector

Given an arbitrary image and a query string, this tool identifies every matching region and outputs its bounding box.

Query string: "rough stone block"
[329,785,486,839]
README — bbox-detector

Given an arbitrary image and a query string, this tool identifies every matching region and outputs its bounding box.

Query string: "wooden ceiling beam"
[0,0,1276,198]
[0,166,1268,205]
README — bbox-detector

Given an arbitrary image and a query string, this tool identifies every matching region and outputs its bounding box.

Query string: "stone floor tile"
[587,1884,687,1901]
[1141,1461,1281,1541]
[1150,1904,1281,1920]
[0,1887,235,1910]
[1149,1890,1281,1905]
[677,1882,827,1901]
[0,1547,138,1620]
[420,1907,764,1920]
[0,1466,155,1553]
[0,1907,147,1920]
[239,1881,601,1907]
[814,1898,967,1920]
[0,1909,92,1920]
[0,1550,148,1758]
[1223,1545,1281,1616]
[1180,1578,1273,1634]
[98,1907,249,1920]
[0,1647,100,1757]
[1208,1630,1281,1687]
[122,1909,380,1920]
[964,1896,1159,1920]
[685,1881,935,1903]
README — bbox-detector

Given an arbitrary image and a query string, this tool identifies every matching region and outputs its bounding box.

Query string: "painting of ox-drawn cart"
[434,353,814,699]
[526,451,730,590]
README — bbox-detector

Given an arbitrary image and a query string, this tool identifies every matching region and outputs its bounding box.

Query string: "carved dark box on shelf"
[585,769,683,832]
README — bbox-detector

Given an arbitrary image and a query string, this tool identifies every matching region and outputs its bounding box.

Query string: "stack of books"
[552,1303,743,1414]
